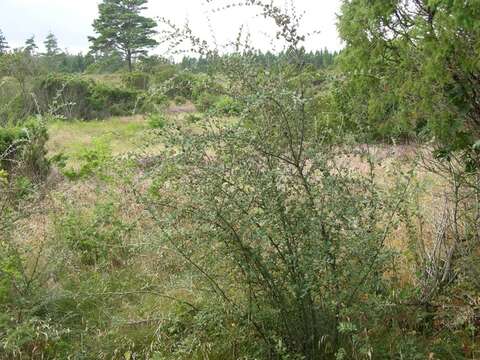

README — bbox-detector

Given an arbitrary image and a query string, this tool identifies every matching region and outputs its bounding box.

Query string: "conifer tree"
[44,32,60,56]
[0,29,9,55]
[25,35,38,54]
[89,0,158,71]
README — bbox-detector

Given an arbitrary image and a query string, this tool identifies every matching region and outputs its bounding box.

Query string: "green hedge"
[34,74,143,120]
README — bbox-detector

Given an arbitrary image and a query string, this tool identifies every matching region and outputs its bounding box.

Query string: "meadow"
[1,1,480,359]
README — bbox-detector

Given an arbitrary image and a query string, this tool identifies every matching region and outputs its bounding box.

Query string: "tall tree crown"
[25,36,38,54]
[44,32,60,56]
[0,29,9,55]
[89,0,158,71]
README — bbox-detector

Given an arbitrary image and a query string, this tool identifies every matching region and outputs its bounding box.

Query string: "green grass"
[47,116,148,161]
[46,110,202,169]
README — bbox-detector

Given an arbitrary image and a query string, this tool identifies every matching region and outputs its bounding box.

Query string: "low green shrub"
[194,94,241,115]
[147,113,167,129]
[34,74,94,119]
[135,85,170,114]
[0,126,23,161]
[213,95,242,116]
[165,71,196,99]
[0,117,49,182]
[62,138,112,180]
[56,202,134,267]
[34,74,143,120]
[89,82,141,118]
[0,197,141,358]
[121,72,150,90]
[195,93,217,113]
[190,73,222,102]
[0,93,32,125]
[186,113,202,124]
[151,303,262,360]
[152,65,177,84]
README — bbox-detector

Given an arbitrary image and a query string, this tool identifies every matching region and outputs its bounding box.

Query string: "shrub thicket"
[34,74,142,120]
[0,117,49,182]
[143,4,416,359]
[121,71,150,90]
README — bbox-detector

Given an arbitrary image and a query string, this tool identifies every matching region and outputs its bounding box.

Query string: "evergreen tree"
[89,0,158,72]
[0,29,9,55]
[25,35,38,55]
[338,0,480,148]
[44,32,60,56]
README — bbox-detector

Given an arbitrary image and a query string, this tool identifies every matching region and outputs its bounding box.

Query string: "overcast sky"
[0,0,343,57]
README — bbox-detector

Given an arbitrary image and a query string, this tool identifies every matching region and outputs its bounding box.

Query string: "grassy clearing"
[47,115,148,164]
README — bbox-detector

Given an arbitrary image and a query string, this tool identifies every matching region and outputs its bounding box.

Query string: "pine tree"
[0,29,9,55]
[44,32,60,56]
[25,35,38,55]
[89,0,158,72]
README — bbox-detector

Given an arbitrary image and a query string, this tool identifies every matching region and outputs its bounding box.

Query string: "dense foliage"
[89,0,158,72]
[34,74,143,120]
[0,117,49,182]
[0,0,479,359]
[337,0,480,151]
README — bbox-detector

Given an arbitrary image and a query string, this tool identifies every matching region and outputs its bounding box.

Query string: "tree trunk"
[127,50,132,72]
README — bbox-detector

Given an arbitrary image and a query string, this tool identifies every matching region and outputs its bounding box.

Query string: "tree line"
[1,0,338,74]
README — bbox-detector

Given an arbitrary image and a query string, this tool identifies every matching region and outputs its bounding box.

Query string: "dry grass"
[332,144,451,284]
[42,115,451,289]
[83,73,124,86]
[166,101,197,114]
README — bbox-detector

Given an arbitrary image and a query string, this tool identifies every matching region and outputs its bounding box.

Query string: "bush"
[194,94,241,115]
[34,74,143,120]
[148,115,401,358]
[0,78,32,125]
[147,113,167,129]
[137,88,169,114]
[121,72,150,90]
[165,71,196,99]
[34,74,94,119]
[62,138,112,180]
[152,64,177,84]
[143,46,408,359]
[213,95,242,116]
[195,93,217,113]
[174,95,187,105]
[0,117,49,182]
[190,73,222,102]
[89,82,141,118]
[56,202,134,267]
[186,113,202,124]
[0,196,140,358]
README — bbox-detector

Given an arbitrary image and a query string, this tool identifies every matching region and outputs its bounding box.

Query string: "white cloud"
[0,0,342,55]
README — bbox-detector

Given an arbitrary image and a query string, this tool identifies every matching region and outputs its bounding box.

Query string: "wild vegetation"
[0,0,479,359]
